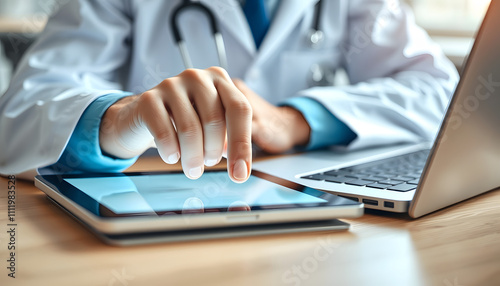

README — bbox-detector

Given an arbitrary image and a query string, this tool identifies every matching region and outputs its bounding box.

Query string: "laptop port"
[384,201,395,208]
[339,195,359,202]
[362,199,378,206]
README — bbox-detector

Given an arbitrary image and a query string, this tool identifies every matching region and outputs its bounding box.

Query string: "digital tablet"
[35,170,363,245]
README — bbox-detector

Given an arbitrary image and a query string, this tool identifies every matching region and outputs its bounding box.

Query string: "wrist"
[99,95,151,159]
[282,106,311,147]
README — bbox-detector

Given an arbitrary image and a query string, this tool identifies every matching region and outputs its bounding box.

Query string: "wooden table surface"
[1,155,499,286]
[0,17,46,34]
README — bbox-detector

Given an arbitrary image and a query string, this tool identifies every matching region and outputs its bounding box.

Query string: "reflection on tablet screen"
[64,173,326,215]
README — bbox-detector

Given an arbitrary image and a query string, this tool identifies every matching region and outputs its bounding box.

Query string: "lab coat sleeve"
[48,93,138,174]
[283,97,357,150]
[0,0,133,174]
[296,0,459,150]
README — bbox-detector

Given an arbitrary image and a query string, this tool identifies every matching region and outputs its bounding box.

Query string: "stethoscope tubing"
[170,0,228,69]
[171,0,323,69]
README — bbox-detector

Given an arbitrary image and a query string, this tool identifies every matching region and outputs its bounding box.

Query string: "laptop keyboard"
[301,150,430,192]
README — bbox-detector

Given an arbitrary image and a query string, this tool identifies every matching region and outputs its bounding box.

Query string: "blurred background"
[0,0,491,94]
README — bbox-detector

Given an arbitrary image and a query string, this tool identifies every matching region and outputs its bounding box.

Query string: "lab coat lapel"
[201,0,256,55]
[256,0,318,64]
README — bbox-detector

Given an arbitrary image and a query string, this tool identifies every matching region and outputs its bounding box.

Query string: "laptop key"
[345,179,375,186]
[378,179,404,185]
[395,176,417,181]
[357,175,380,181]
[374,173,395,179]
[325,170,352,177]
[404,172,422,178]
[325,176,355,183]
[367,175,389,181]
[366,183,391,189]
[407,179,420,185]
[301,174,328,181]
[353,171,374,176]
[388,183,417,192]
[344,175,360,179]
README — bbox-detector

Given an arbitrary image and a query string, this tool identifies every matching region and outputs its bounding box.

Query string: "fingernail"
[167,152,180,164]
[188,166,203,179]
[205,159,219,167]
[232,159,248,181]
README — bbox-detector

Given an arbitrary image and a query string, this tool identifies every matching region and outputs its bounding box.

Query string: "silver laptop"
[254,2,500,218]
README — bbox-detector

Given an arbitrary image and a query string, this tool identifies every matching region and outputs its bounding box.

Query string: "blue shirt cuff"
[54,92,138,173]
[283,97,357,150]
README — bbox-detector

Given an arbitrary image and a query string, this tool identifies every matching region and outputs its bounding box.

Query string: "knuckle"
[137,92,161,117]
[177,121,201,137]
[204,118,226,132]
[204,111,226,129]
[231,99,252,115]
[180,68,204,81]
[207,66,229,79]
[139,90,157,106]
[229,139,252,155]
[155,130,176,146]
[158,78,178,92]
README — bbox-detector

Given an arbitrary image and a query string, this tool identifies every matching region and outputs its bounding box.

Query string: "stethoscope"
[170,0,228,70]
[170,0,335,86]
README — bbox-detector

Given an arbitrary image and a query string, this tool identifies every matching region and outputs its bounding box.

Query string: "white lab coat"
[0,42,12,95]
[0,0,459,175]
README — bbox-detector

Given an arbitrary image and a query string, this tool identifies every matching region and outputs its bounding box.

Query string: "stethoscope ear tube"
[170,0,324,73]
[308,0,324,48]
[170,0,228,70]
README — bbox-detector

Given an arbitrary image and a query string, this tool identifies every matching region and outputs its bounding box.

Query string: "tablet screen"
[39,171,356,217]
[65,172,326,215]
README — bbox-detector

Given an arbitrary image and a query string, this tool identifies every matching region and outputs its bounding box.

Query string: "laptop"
[254,1,500,218]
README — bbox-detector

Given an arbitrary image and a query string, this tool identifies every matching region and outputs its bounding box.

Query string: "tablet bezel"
[47,196,351,246]
[35,170,363,235]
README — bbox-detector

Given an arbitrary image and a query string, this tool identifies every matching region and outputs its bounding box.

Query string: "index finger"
[210,67,252,183]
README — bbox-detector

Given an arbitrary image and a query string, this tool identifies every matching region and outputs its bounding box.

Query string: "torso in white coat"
[126,0,348,104]
[0,0,459,174]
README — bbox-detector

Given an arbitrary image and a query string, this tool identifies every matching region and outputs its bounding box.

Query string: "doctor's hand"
[233,79,311,153]
[99,67,252,183]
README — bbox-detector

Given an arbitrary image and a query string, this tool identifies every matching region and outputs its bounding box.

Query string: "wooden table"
[1,155,499,286]
[0,17,46,34]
